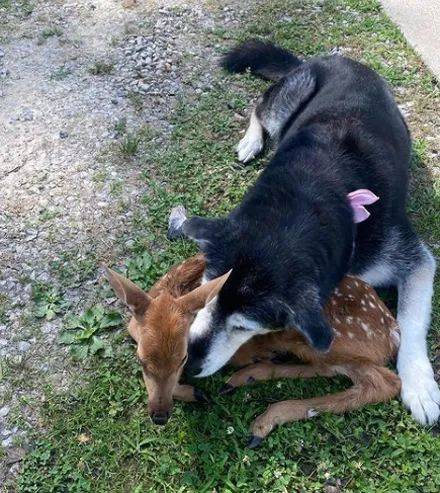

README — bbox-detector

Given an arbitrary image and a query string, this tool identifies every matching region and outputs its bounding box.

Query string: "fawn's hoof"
[194,388,210,403]
[246,435,263,449]
[219,384,236,395]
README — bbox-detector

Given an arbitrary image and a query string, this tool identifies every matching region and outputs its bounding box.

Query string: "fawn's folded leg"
[173,384,209,403]
[247,365,401,447]
[221,362,338,394]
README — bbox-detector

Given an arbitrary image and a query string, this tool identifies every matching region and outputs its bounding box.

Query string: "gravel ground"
[0,0,243,485]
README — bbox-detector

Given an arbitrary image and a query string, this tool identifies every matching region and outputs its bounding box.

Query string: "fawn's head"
[104,266,230,424]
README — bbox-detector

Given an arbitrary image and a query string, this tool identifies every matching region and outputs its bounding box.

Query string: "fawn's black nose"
[151,412,170,426]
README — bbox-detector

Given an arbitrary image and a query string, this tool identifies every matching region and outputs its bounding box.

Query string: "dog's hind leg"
[247,365,401,447]
[257,65,316,140]
[236,65,316,163]
[395,244,439,425]
[237,108,265,163]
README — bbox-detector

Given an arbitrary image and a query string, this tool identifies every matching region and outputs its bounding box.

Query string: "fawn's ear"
[178,270,232,313]
[104,266,151,320]
[347,189,379,223]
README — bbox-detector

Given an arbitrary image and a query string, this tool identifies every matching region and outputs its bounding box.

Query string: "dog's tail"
[221,39,302,82]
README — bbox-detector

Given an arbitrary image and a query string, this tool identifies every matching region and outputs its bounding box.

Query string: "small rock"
[0,406,10,418]
[324,486,341,493]
[59,131,68,139]
[18,341,31,353]
[2,436,13,447]
[20,109,33,121]
[6,447,26,465]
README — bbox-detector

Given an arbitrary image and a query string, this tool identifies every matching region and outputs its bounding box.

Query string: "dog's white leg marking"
[236,109,264,163]
[397,250,440,425]
[167,205,188,239]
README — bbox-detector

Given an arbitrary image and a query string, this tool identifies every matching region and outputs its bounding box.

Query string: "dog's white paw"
[236,134,263,163]
[168,205,187,240]
[399,360,440,425]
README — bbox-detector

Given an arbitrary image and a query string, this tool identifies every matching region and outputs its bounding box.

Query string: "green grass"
[50,66,72,81]
[41,26,63,39]
[0,0,33,18]
[119,134,141,157]
[89,61,115,76]
[0,292,9,324]
[32,283,69,321]
[16,0,440,492]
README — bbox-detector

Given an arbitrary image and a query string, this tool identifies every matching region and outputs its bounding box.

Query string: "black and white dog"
[168,40,439,424]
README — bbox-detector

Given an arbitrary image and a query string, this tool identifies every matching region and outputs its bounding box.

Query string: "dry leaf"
[77,433,91,444]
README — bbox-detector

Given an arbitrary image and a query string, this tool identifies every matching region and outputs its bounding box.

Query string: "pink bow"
[347,189,380,223]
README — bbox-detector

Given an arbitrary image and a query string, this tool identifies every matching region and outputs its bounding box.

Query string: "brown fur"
[105,254,231,424]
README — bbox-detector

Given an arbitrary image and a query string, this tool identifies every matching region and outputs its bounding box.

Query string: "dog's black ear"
[294,308,334,352]
[277,299,333,352]
[182,216,230,249]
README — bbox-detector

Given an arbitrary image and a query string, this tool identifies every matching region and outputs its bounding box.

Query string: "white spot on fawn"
[391,329,400,348]
[307,408,318,418]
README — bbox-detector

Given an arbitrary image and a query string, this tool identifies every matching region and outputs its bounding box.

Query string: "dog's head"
[182,217,335,377]
[181,188,378,377]
[104,266,230,423]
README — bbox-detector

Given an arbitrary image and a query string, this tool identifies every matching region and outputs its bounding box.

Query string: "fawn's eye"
[137,355,148,371]
[180,354,188,367]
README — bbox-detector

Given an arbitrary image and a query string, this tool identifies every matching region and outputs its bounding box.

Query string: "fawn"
[106,255,400,444]
[104,254,230,425]
[225,275,401,447]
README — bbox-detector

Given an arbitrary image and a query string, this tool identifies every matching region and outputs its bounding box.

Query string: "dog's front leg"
[167,205,188,240]
[396,251,440,425]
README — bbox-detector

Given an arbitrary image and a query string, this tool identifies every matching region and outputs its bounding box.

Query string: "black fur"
[182,41,425,376]
[221,39,302,81]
